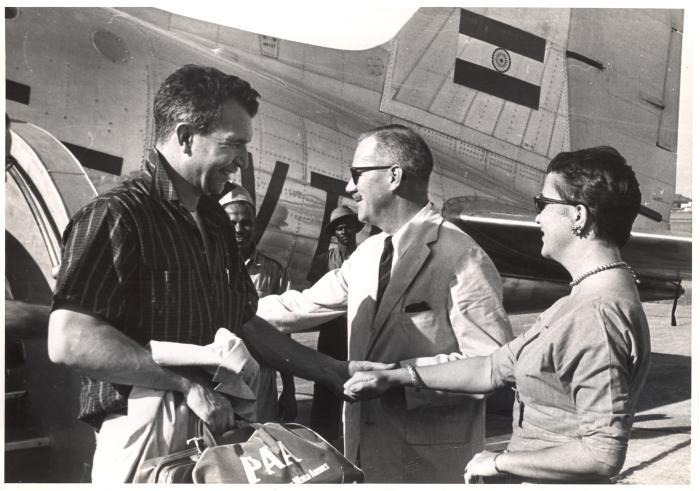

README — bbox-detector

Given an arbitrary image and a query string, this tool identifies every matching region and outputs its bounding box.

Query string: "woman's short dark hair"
[359,124,433,181]
[154,64,260,142]
[547,146,641,247]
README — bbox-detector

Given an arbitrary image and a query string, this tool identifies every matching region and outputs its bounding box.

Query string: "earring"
[571,224,583,237]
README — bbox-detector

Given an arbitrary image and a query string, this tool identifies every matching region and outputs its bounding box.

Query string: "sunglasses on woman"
[533,194,587,213]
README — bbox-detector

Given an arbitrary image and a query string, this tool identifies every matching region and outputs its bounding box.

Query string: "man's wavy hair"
[547,146,641,248]
[154,64,260,142]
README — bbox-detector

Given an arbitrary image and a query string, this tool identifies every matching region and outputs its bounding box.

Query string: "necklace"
[569,261,638,287]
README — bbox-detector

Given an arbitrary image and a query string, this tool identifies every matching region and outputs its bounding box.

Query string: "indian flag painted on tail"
[454,9,546,110]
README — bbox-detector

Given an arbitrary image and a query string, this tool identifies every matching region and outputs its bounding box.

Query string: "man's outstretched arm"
[240,315,393,401]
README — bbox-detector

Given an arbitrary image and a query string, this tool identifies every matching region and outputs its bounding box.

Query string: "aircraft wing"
[443,197,691,313]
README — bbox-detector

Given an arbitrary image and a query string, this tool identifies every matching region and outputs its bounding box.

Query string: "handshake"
[343,361,401,401]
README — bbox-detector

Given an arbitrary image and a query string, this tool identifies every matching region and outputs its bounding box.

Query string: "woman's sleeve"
[555,305,637,472]
[489,331,528,387]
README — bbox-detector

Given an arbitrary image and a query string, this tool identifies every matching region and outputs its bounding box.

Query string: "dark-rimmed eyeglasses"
[350,166,393,185]
[533,194,586,214]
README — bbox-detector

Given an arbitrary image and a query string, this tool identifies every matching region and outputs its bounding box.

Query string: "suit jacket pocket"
[405,401,478,444]
[403,301,431,313]
[400,310,453,349]
[400,310,435,331]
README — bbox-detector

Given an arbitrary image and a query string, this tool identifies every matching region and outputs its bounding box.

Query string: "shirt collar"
[142,149,181,202]
[389,202,433,260]
[142,149,226,230]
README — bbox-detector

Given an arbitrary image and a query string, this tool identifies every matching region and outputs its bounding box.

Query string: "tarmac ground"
[284,300,692,485]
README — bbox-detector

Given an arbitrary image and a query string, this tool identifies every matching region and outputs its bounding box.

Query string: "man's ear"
[388,165,403,190]
[175,123,194,156]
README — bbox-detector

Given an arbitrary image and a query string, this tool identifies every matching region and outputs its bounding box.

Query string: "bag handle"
[186,418,219,455]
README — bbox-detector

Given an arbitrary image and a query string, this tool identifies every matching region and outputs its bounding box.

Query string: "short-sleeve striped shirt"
[52,150,258,428]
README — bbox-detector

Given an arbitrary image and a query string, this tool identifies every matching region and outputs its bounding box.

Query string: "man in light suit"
[244,124,513,483]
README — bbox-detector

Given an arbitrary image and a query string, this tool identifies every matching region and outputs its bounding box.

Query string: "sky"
[168,5,418,51]
[167,2,693,198]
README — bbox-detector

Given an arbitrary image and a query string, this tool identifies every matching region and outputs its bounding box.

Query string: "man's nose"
[345,177,356,194]
[235,152,249,171]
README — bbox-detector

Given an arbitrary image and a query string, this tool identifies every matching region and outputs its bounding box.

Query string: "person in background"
[307,205,363,447]
[219,185,297,423]
[345,146,650,484]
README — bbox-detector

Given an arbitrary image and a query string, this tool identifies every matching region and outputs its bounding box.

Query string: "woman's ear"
[572,204,589,237]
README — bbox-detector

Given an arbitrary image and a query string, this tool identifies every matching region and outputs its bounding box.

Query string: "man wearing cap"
[245,124,513,483]
[307,205,363,447]
[219,186,297,423]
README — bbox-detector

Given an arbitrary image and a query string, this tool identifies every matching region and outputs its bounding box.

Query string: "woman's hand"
[343,370,393,400]
[464,450,502,482]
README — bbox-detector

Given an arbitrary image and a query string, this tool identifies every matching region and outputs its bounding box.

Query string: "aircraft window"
[92,29,131,63]
[5,7,18,19]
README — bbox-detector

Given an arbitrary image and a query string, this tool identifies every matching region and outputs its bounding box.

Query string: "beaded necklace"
[569,261,638,288]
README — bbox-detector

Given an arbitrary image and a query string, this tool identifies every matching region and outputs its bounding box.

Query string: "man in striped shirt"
[47,65,261,482]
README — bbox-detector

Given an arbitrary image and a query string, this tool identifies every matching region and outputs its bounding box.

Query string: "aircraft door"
[5,121,98,483]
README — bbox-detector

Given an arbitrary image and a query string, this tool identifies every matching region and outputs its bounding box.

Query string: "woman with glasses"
[343,146,651,484]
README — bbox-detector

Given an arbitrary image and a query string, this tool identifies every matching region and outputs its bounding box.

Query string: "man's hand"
[343,370,393,400]
[277,387,298,422]
[348,360,397,375]
[184,382,235,434]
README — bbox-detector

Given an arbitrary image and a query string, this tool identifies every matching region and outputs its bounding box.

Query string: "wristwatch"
[405,365,425,391]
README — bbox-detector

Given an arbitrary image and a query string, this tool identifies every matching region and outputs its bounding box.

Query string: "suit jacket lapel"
[365,213,441,358]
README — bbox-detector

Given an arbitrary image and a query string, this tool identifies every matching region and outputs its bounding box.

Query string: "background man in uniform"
[47,64,260,482]
[307,205,363,447]
[219,185,297,423]
[252,124,513,483]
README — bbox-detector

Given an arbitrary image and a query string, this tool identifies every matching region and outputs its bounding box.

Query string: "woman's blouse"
[490,290,650,469]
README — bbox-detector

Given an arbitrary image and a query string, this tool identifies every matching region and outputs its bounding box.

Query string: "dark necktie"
[376,236,394,308]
